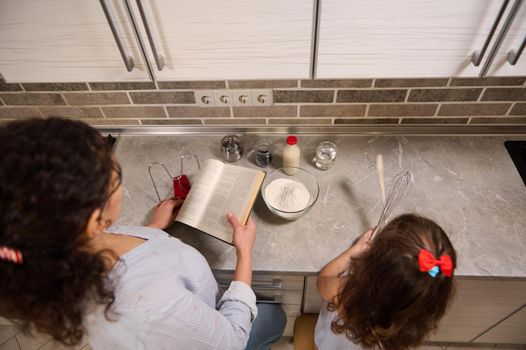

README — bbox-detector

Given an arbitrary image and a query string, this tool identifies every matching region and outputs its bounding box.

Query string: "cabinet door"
[213,270,305,337]
[305,276,526,343]
[474,305,526,344]
[430,279,526,342]
[303,276,324,314]
[487,2,526,76]
[0,0,150,82]
[316,0,509,78]
[130,0,315,80]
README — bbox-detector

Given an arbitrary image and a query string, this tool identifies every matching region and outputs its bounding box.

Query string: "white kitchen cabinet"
[303,275,323,314]
[2,0,523,83]
[0,0,150,82]
[487,1,526,76]
[128,0,315,81]
[214,271,305,336]
[316,0,513,78]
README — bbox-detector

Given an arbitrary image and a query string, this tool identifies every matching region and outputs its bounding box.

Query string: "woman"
[0,118,285,349]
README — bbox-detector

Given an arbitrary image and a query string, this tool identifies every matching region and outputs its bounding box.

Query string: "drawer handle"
[479,0,524,77]
[100,0,135,72]
[252,279,282,290]
[472,0,510,67]
[136,0,165,71]
[218,279,282,290]
[507,35,526,65]
[256,295,282,304]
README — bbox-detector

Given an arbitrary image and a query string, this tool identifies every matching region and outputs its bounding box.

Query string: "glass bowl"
[261,167,320,220]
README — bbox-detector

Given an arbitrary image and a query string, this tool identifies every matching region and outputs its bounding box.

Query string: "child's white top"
[315,301,362,350]
[85,225,257,350]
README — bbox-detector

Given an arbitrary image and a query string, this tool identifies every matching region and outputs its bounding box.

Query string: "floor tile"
[0,326,21,345]
[38,336,88,350]
[0,318,16,327]
[0,337,20,350]
[419,343,449,350]
[15,330,50,350]
[272,337,294,350]
[448,346,495,350]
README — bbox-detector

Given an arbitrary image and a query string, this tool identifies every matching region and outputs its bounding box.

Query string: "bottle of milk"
[283,135,300,175]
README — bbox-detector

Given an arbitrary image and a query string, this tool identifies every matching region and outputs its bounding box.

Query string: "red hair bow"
[418,249,453,278]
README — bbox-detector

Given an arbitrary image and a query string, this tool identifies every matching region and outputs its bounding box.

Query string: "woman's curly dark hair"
[329,214,457,350]
[0,118,120,345]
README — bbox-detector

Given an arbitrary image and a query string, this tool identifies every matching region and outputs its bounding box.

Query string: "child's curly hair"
[329,214,456,350]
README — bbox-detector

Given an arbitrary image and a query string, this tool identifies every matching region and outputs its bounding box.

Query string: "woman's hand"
[226,212,256,286]
[226,212,256,258]
[147,198,184,230]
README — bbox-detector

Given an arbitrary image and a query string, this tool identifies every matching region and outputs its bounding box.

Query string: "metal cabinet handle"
[252,279,282,290]
[472,0,510,67]
[100,0,135,72]
[256,296,282,304]
[479,0,524,77]
[136,0,165,71]
[219,279,283,290]
[507,35,526,65]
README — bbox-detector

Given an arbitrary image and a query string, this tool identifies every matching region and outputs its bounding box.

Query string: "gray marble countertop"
[115,135,526,278]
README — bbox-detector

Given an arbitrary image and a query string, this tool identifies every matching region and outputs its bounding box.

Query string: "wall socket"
[214,90,233,106]
[252,89,273,106]
[195,89,273,107]
[194,91,214,106]
[232,90,252,106]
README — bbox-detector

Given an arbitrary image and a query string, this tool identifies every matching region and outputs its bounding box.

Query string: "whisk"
[371,170,412,240]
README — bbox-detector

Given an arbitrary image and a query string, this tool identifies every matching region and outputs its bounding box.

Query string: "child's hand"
[349,229,373,257]
[226,213,256,258]
[147,198,184,230]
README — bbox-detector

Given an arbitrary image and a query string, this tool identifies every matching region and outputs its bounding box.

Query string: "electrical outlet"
[232,90,253,106]
[195,90,215,107]
[252,89,273,106]
[195,89,272,107]
[214,90,233,106]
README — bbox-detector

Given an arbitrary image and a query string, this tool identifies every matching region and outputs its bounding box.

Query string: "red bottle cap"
[286,136,297,145]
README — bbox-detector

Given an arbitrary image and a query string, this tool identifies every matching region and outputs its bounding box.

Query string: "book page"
[178,159,265,244]
[176,159,224,227]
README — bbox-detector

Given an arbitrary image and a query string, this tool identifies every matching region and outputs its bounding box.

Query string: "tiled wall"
[1,78,525,126]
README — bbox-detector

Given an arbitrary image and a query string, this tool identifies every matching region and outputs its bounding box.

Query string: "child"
[0,118,285,349]
[316,214,456,350]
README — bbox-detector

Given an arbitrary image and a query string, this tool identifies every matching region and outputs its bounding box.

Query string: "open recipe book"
[176,159,266,245]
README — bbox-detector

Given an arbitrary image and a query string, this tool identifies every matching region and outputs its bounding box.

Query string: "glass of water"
[315,141,337,170]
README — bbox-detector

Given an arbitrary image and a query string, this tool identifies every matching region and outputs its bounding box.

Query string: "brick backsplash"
[337,89,407,103]
[63,92,129,105]
[374,78,448,88]
[0,92,66,106]
[510,103,526,115]
[0,78,525,126]
[274,90,334,103]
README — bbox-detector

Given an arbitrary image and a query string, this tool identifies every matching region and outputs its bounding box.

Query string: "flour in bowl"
[265,178,311,212]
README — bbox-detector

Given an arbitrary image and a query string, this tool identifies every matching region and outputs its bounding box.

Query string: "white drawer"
[213,270,305,319]
[255,290,303,314]
[214,270,304,291]
[303,276,324,313]
[284,316,296,337]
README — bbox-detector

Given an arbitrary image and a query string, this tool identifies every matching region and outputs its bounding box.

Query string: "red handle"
[173,175,191,199]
